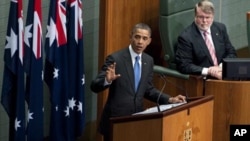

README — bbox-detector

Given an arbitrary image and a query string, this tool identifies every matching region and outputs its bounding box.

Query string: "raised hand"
[106,62,121,83]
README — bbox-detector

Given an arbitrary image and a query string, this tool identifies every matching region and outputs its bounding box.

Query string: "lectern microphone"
[156,74,189,112]
[162,74,190,102]
[156,74,167,112]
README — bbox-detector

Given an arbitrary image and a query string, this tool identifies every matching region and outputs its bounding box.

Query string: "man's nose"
[138,37,143,43]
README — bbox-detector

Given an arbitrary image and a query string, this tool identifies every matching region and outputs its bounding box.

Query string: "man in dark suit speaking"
[91,23,186,141]
[175,0,237,79]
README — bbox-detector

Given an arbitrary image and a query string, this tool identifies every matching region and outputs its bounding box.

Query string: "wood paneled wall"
[98,0,162,141]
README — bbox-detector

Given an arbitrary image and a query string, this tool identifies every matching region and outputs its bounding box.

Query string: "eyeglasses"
[196,15,213,20]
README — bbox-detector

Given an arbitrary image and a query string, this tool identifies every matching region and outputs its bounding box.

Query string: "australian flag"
[44,0,85,140]
[66,0,85,137]
[23,0,44,140]
[1,0,26,141]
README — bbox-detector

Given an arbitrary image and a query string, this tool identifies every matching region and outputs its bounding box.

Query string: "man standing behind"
[175,0,237,79]
[91,23,186,141]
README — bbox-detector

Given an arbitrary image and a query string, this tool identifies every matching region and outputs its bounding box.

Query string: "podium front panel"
[112,118,162,141]
[111,96,214,141]
[162,100,213,141]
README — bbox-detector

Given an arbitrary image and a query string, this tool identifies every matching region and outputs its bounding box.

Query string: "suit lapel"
[123,50,136,93]
[122,49,150,94]
[193,23,215,65]
[137,53,148,93]
[210,25,220,56]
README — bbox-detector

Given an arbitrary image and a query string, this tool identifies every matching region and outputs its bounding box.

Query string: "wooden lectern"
[110,95,214,141]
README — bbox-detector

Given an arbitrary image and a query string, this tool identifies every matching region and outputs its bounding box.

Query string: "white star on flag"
[11,0,18,4]
[46,18,56,47]
[77,101,83,113]
[41,70,44,80]
[5,28,17,57]
[68,98,76,110]
[27,110,34,123]
[55,106,58,111]
[15,118,21,131]
[64,106,70,117]
[81,74,85,85]
[24,24,32,47]
[53,68,59,79]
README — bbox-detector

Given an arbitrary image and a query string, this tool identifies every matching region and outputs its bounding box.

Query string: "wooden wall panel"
[98,0,162,141]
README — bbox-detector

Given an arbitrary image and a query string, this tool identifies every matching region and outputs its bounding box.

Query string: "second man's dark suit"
[175,21,237,75]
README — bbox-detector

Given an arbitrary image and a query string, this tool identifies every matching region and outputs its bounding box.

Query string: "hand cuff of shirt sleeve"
[104,78,112,86]
[202,67,209,76]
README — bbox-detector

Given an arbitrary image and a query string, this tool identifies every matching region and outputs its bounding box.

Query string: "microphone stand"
[156,74,167,112]
[161,74,190,102]
[156,74,189,113]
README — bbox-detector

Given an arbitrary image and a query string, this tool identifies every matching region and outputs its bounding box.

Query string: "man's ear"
[129,33,133,41]
[147,37,152,45]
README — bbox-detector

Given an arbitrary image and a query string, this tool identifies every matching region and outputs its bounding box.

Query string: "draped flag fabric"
[66,0,85,137]
[1,0,26,141]
[24,0,44,140]
[44,0,85,140]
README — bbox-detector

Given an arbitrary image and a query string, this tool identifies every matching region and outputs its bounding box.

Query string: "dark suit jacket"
[91,47,171,135]
[175,21,237,75]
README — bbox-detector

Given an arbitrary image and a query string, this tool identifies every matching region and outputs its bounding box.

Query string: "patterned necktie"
[134,56,141,92]
[203,31,218,66]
